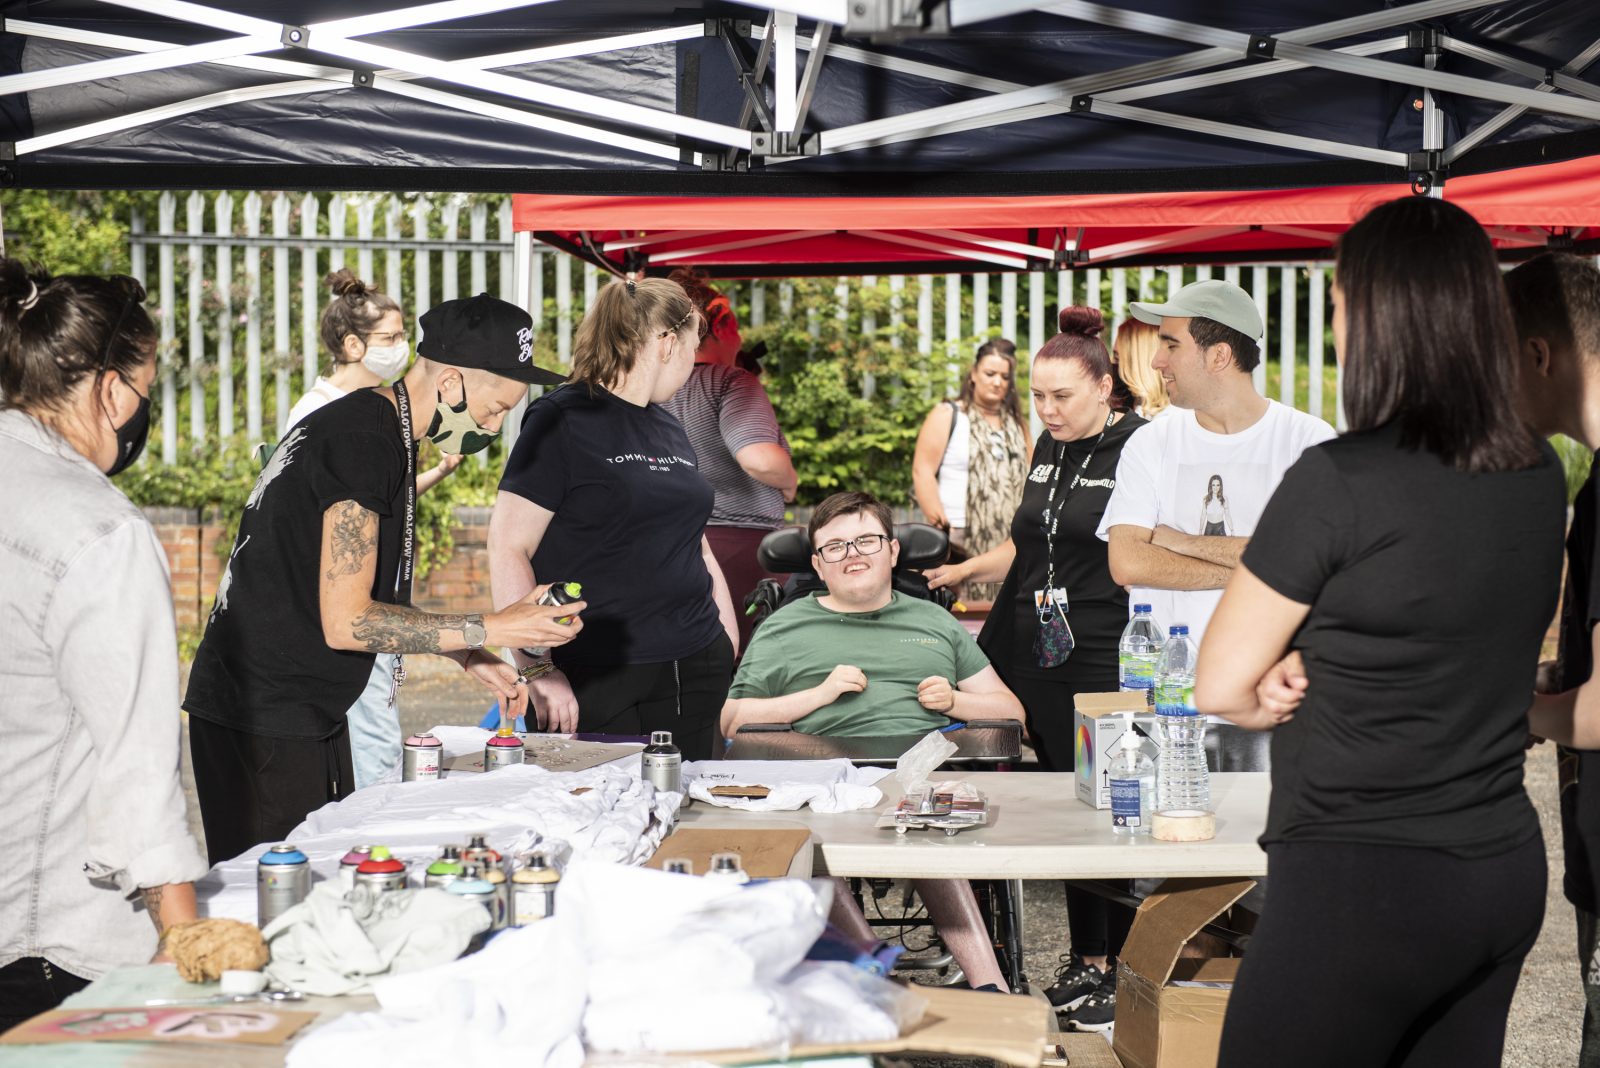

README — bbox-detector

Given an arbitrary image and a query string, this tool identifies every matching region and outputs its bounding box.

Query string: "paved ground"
[178,656,1586,1065]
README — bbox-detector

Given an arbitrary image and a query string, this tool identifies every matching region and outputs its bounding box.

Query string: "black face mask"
[106,376,151,477]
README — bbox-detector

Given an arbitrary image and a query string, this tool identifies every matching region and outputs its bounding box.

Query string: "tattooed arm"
[319,499,587,655]
[141,882,198,961]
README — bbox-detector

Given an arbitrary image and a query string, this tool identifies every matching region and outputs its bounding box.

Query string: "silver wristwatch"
[462,614,487,651]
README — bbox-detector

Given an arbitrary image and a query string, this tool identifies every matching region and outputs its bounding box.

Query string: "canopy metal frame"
[6,0,1599,185]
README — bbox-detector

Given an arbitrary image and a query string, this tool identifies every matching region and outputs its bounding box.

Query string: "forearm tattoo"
[141,885,167,936]
[326,500,377,580]
[351,602,469,654]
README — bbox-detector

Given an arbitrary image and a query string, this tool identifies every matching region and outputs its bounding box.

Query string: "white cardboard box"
[1073,691,1158,809]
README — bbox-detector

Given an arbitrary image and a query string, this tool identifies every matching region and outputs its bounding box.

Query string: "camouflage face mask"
[425,382,498,455]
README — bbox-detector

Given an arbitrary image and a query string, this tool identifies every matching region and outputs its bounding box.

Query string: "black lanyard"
[392,379,417,603]
[1040,409,1112,596]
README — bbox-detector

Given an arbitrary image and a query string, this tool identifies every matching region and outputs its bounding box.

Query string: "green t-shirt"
[729,592,994,737]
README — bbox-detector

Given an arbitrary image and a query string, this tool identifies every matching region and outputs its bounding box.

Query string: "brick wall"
[413,507,492,616]
[143,506,497,629]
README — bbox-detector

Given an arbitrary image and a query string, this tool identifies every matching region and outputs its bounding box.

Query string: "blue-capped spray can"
[257,844,310,927]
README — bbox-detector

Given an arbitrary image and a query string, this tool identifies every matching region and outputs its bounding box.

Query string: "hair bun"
[324,267,371,303]
[1058,305,1105,338]
[0,258,48,317]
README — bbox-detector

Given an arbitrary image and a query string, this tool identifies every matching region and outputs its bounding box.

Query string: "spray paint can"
[338,845,373,893]
[660,857,693,875]
[257,844,310,927]
[461,834,501,869]
[518,582,583,658]
[705,852,750,885]
[402,733,443,782]
[511,853,561,926]
[642,731,682,794]
[424,845,465,889]
[484,727,524,771]
[446,864,500,928]
[353,845,408,894]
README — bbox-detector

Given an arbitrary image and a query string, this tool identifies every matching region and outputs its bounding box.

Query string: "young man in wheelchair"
[721,491,1024,990]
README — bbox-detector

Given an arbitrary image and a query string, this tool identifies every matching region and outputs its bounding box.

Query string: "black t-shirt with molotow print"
[185,388,410,740]
[499,384,722,668]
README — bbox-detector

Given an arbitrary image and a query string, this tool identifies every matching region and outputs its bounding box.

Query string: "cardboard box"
[1073,691,1158,809]
[702,984,1051,1068]
[1113,877,1256,1068]
[1048,1032,1125,1067]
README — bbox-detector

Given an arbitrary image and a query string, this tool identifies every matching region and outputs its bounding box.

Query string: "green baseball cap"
[1129,279,1264,340]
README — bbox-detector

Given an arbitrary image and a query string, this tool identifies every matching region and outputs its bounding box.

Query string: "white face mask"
[361,341,410,381]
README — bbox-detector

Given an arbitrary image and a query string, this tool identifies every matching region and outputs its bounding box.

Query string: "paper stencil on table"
[0,1007,316,1046]
[444,735,642,774]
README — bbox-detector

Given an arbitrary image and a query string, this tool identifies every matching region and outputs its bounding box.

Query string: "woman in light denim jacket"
[0,260,207,1030]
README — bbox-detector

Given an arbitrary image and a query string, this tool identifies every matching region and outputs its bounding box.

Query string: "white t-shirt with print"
[1096,400,1335,650]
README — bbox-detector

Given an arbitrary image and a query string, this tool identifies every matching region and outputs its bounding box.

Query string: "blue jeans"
[347,653,402,790]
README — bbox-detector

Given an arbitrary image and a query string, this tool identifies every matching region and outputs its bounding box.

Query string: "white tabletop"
[678,772,1270,880]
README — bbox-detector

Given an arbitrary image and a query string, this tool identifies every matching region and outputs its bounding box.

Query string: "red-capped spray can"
[354,846,408,894]
[402,733,443,782]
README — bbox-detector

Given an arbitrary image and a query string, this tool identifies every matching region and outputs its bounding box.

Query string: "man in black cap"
[185,294,580,864]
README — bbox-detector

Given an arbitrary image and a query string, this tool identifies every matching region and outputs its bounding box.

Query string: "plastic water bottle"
[1118,604,1164,709]
[1108,715,1155,836]
[1154,625,1210,811]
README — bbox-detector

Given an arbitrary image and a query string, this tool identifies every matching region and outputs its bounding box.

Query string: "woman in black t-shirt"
[1196,198,1565,1067]
[927,307,1145,1028]
[490,278,738,759]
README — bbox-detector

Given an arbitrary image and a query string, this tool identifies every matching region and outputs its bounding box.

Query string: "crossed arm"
[1106,523,1243,590]
[1530,627,1600,748]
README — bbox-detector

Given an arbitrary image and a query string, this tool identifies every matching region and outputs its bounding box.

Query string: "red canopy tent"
[514,153,1600,276]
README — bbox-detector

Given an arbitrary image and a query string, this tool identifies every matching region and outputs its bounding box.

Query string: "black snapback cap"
[416,292,566,386]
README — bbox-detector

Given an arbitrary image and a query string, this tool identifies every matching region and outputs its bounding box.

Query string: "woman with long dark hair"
[1200,474,1232,535]
[913,338,1029,601]
[1196,196,1564,1065]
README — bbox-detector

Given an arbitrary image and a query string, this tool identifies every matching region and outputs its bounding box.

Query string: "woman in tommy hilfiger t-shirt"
[489,277,738,760]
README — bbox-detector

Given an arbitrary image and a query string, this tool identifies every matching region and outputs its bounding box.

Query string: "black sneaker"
[1063,961,1117,1032]
[1043,953,1103,1009]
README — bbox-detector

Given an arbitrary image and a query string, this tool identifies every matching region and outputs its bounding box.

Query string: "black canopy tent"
[1,0,1599,198]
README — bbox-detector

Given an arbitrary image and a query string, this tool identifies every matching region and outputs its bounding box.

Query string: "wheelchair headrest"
[757,522,950,574]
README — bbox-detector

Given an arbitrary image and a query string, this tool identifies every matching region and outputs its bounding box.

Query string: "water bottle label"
[1119,653,1156,691]
[1156,682,1196,716]
[1110,778,1144,827]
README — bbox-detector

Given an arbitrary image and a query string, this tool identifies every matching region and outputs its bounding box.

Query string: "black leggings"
[1008,671,1135,961]
[561,633,734,761]
[189,716,355,867]
[1219,835,1545,1068]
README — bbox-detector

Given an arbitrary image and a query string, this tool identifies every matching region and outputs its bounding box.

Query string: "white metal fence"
[131,191,1345,463]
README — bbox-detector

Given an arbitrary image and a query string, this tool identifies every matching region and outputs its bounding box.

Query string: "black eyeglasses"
[815,534,889,563]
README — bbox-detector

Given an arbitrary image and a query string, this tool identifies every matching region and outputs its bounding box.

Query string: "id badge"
[1033,587,1069,620]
